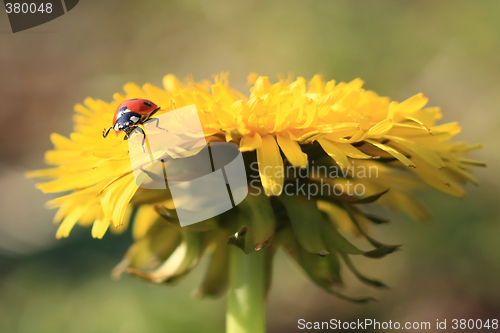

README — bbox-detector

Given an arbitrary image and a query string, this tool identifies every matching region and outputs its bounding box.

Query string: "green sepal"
[278,195,329,256]
[264,245,276,296]
[227,225,253,254]
[322,213,398,259]
[321,217,364,255]
[145,220,182,262]
[127,230,207,284]
[232,192,277,252]
[351,188,390,204]
[130,189,172,205]
[343,203,401,255]
[154,205,217,232]
[154,204,178,221]
[357,210,390,224]
[363,246,400,258]
[112,220,181,277]
[279,228,373,303]
[339,252,387,288]
[194,232,231,298]
[319,187,390,205]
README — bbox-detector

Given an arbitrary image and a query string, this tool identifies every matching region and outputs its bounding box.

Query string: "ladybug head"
[113,112,142,135]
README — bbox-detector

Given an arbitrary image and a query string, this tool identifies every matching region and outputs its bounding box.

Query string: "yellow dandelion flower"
[28,73,484,333]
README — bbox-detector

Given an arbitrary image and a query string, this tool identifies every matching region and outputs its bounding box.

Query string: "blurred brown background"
[1,0,499,332]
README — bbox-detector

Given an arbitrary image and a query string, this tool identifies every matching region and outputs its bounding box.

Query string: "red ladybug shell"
[112,98,159,125]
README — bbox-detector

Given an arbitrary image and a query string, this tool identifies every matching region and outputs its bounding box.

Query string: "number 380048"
[5,3,53,14]
[452,319,498,330]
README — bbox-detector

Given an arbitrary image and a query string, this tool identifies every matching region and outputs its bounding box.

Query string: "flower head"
[28,73,483,301]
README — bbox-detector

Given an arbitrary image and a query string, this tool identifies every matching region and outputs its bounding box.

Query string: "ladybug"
[103,98,163,149]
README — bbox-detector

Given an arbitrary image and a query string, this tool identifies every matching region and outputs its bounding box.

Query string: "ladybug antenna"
[102,127,113,138]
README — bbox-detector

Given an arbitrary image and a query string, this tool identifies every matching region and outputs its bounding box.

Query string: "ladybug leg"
[144,108,168,132]
[123,130,145,152]
[102,127,113,138]
[133,127,147,153]
[148,117,168,132]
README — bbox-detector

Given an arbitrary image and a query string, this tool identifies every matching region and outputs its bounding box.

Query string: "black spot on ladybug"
[143,102,152,107]
[119,106,128,112]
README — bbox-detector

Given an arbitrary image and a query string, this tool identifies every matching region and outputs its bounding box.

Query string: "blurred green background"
[1,0,499,332]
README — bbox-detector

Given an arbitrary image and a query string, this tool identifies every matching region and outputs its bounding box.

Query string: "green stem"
[226,247,266,333]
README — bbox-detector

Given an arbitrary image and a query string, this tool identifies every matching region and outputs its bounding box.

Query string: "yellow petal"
[36,163,127,193]
[367,118,394,138]
[251,76,271,98]
[277,134,308,168]
[111,177,139,227]
[74,103,94,117]
[411,107,442,127]
[385,135,444,169]
[444,162,479,186]
[78,203,101,226]
[111,205,133,234]
[335,143,374,159]
[163,74,184,92]
[332,128,368,143]
[386,123,432,137]
[365,140,415,167]
[297,98,318,129]
[123,83,147,99]
[240,133,262,152]
[317,139,350,169]
[273,101,293,132]
[56,204,88,239]
[92,211,110,239]
[307,75,325,94]
[409,155,465,197]
[50,133,79,150]
[132,205,159,240]
[143,83,173,107]
[26,167,63,179]
[256,135,284,196]
[211,82,240,105]
[388,93,428,119]
[317,123,359,139]
[211,101,235,128]
[317,201,358,235]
